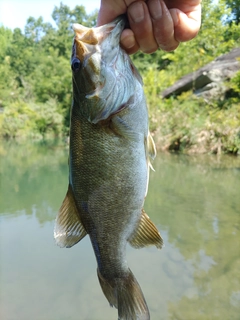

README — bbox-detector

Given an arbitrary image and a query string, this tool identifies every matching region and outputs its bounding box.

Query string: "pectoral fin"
[110,115,139,140]
[144,132,157,197]
[128,209,163,249]
[145,131,156,171]
[54,185,87,248]
[147,131,156,160]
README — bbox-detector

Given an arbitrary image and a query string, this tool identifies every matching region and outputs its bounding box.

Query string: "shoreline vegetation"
[0,1,240,155]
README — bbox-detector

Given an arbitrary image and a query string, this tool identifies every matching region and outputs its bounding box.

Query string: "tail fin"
[97,268,150,320]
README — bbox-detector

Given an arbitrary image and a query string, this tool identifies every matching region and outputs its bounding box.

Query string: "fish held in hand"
[54,15,163,320]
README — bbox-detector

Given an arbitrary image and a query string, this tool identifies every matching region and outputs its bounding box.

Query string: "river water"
[0,140,239,320]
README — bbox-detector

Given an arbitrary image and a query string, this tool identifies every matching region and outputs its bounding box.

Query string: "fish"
[54,15,163,320]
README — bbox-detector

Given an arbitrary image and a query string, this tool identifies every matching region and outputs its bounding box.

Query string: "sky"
[0,0,100,31]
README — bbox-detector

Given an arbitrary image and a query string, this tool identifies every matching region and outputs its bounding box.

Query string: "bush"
[0,99,64,139]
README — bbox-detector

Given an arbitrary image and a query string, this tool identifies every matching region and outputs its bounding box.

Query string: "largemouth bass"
[54,16,163,320]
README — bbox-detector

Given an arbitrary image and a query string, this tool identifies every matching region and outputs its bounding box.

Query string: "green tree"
[0,3,97,138]
[51,2,96,57]
[226,0,240,24]
[0,27,17,108]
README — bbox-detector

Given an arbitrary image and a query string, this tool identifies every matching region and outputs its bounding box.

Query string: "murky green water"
[0,141,240,320]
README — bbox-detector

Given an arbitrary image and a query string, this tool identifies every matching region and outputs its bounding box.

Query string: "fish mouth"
[72,16,126,61]
[73,15,126,45]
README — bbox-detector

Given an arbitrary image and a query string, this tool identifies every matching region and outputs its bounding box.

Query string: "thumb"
[169,6,201,42]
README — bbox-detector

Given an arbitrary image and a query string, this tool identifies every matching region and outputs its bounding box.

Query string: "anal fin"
[128,209,163,249]
[54,184,87,248]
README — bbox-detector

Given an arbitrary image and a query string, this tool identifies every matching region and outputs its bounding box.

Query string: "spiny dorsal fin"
[54,185,87,248]
[128,209,163,249]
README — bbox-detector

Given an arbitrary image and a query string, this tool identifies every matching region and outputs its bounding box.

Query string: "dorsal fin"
[54,185,87,248]
[128,209,163,249]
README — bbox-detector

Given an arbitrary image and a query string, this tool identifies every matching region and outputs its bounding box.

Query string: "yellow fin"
[128,209,163,249]
[145,132,156,174]
[144,132,157,197]
[54,185,87,248]
[147,131,156,161]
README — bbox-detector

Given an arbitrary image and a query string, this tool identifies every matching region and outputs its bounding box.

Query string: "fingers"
[170,5,201,42]
[127,1,158,54]
[120,29,139,55]
[148,0,179,51]
[99,0,202,54]
[122,0,180,53]
[97,0,126,26]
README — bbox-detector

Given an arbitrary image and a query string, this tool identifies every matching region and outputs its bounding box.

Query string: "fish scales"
[54,16,163,320]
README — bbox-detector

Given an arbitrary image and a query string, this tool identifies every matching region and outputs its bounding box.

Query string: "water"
[0,141,240,320]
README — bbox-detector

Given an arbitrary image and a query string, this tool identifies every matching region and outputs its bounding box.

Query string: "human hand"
[97,0,202,54]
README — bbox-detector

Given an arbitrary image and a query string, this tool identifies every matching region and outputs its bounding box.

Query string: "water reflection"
[0,140,68,222]
[0,141,239,320]
[147,153,240,319]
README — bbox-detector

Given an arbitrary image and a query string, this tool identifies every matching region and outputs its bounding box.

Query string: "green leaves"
[0,3,98,139]
[226,0,240,24]
[0,100,63,139]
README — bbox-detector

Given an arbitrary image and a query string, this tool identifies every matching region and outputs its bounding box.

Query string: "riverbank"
[1,85,239,155]
[1,95,239,156]
[151,94,240,155]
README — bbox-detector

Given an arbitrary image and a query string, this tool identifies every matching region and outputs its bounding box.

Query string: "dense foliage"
[0,1,239,153]
[0,3,97,139]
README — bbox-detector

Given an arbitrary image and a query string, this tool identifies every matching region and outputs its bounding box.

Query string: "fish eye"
[71,58,81,73]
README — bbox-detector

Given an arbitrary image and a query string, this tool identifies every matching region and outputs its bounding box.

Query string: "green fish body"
[54,16,163,320]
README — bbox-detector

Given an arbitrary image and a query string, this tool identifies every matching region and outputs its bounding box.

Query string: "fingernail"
[149,0,162,20]
[129,2,144,23]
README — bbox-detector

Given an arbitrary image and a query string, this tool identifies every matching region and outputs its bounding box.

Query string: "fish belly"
[69,106,147,273]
